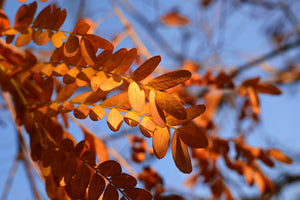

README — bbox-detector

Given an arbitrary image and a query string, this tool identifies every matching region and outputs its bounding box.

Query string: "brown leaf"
[32,4,51,28]
[128,82,145,113]
[107,108,123,132]
[160,11,190,27]
[89,105,106,121]
[124,188,153,200]
[97,160,122,177]
[177,123,208,148]
[111,173,137,189]
[155,92,187,120]
[15,27,33,47]
[73,104,90,119]
[255,83,282,95]
[45,174,58,199]
[14,2,37,28]
[55,83,78,102]
[267,149,292,164]
[149,90,166,128]
[172,131,192,173]
[0,10,10,36]
[139,117,156,138]
[64,34,80,57]
[81,38,96,66]
[85,34,114,50]
[51,31,66,48]
[130,56,161,81]
[102,48,128,72]
[147,70,192,90]
[88,173,105,200]
[99,74,123,91]
[166,104,206,126]
[254,172,266,195]
[58,102,75,113]
[77,67,95,83]
[63,66,80,84]
[124,112,141,127]
[73,19,91,35]
[103,183,118,200]
[153,126,170,159]
[115,48,137,75]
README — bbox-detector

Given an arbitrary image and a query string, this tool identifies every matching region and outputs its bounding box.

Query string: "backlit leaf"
[45,174,58,199]
[115,48,137,75]
[102,48,128,72]
[63,66,80,84]
[111,173,137,189]
[73,19,91,35]
[128,82,145,113]
[177,123,208,148]
[53,63,69,76]
[103,184,118,200]
[77,67,95,83]
[81,38,96,66]
[166,104,206,126]
[153,126,170,159]
[73,104,90,119]
[139,117,156,138]
[254,172,266,195]
[88,174,105,200]
[172,131,192,173]
[147,70,192,90]
[99,74,123,91]
[0,10,10,36]
[130,56,161,81]
[51,31,66,48]
[32,4,51,28]
[247,86,260,114]
[101,92,128,107]
[33,29,51,45]
[58,102,74,113]
[155,92,187,119]
[149,90,166,128]
[89,105,106,121]
[267,149,292,164]
[14,2,37,28]
[64,34,80,57]
[97,160,122,177]
[15,27,33,47]
[107,108,123,132]
[124,112,141,127]
[255,83,282,95]
[85,34,114,50]
[160,11,190,27]
[56,83,78,102]
[71,91,93,103]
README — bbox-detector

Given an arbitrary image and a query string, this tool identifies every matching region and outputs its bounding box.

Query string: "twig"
[0,159,19,200]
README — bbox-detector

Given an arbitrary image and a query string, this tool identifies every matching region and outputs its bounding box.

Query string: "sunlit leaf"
[139,117,156,138]
[255,83,282,95]
[177,123,208,148]
[56,83,78,102]
[153,126,170,159]
[73,104,90,119]
[130,56,161,81]
[115,48,137,75]
[14,2,37,28]
[172,131,192,173]
[81,38,96,66]
[73,19,91,35]
[267,149,292,164]
[85,34,114,50]
[33,29,51,45]
[124,112,141,127]
[89,105,106,121]
[0,10,11,36]
[102,48,128,72]
[15,27,33,47]
[149,90,166,128]
[128,82,145,113]
[247,86,260,114]
[51,31,66,48]
[107,108,123,132]
[64,34,80,57]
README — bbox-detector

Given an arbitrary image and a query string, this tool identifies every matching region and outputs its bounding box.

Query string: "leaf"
[103,184,118,200]
[52,9,67,30]
[33,29,51,45]
[56,83,78,102]
[160,11,190,27]
[71,91,93,103]
[73,19,91,35]
[166,104,206,126]
[247,86,260,114]
[115,48,137,75]
[45,174,58,199]
[177,123,208,148]
[254,172,266,195]
[0,10,10,36]
[58,102,75,113]
[66,163,91,199]
[149,90,166,128]
[15,27,33,47]
[51,31,66,48]
[33,4,51,28]
[255,83,282,95]
[128,82,145,113]
[53,63,69,76]
[107,108,123,132]
[147,70,192,90]
[139,117,156,138]
[130,56,161,81]
[102,48,128,72]
[88,173,105,200]
[99,74,123,91]
[124,112,141,127]
[81,38,96,66]
[63,66,80,84]
[97,160,122,177]
[14,2,37,28]
[101,92,128,107]
[95,50,113,68]
[267,149,292,164]
[153,126,170,159]
[85,34,114,50]
[64,34,80,57]
[77,67,95,83]
[111,173,137,189]
[88,105,106,121]
[155,92,187,120]
[172,131,192,173]
[124,188,153,200]
[74,104,90,119]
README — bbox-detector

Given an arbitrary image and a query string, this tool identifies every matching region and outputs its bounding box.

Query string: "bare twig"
[0,159,19,200]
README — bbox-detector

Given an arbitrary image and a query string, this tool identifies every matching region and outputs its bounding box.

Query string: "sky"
[0,0,300,199]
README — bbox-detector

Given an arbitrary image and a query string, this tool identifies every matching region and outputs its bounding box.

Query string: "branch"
[231,39,300,77]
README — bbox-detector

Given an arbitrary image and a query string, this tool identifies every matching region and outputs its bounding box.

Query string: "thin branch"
[231,39,300,77]
[0,159,19,200]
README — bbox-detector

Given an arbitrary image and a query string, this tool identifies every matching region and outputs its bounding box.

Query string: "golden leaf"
[77,67,95,83]
[153,126,170,159]
[130,55,161,81]
[160,11,190,27]
[89,105,106,121]
[99,74,123,91]
[124,112,141,127]
[267,149,292,164]
[107,108,123,132]
[63,67,80,84]
[80,38,96,66]
[85,34,114,50]
[51,31,66,48]
[172,131,192,173]
[53,63,69,76]
[247,86,260,114]
[15,27,33,47]
[102,48,128,72]
[33,29,51,45]
[73,104,90,119]
[115,48,137,75]
[128,82,145,113]
[139,117,156,138]
[56,83,78,102]
[64,34,80,57]
[149,90,166,128]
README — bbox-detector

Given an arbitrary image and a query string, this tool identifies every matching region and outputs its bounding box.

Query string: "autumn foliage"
[0,1,296,200]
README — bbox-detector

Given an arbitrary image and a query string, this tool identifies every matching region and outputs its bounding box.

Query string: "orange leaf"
[149,90,166,128]
[77,67,95,83]
[71,91,93,103]
[147,70,192,90]
[33,29,51,45]
[255,83,282,95]
[89,105,106,121]
[58,102,74,113]
[81,38,96,66]
[115,48,137,75]
[0,10,10,36]
[254,172,266,195]
[85,34,114,50]
[102,48,128,72]
[155,92,187,120]
[101,92,128,107]
[111,173,137,189]
[32,5,51,28]
[14,2,37,28]
[107,108,123,132]
[247,86,260,114]
[63,66,80,84]
[177,123,208,148]
[88,174,105,200]
[166,104,206,126]
[128,82,145,113]
[267,149,292,164]
[95,50,113,69]
[103,183,118,200]
[51,31,66,48]
[139,117,156,138]
[73,19,91,35]
[153,126,170,159]
[124,112,141,127]
[73,104,90,119]
[172,131,192,173]
[124,188,153,200]
[130,56,161,81]
[15,27,33,47]
[56,83,78,102]
[160,11,190,27]
[99,74,123,91]
[52,9,67,30]
[97,160,122,177]
[64,34,80,57]
[53,63,69,76]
